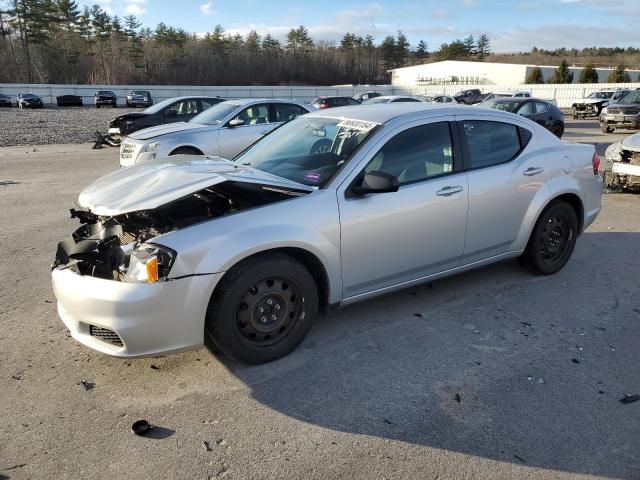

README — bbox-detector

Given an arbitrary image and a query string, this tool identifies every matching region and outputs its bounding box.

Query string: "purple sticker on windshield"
[305,172,321,184]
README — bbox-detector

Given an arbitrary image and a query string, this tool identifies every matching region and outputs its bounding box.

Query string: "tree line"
[0,1,495,85]
[524,60,637,84]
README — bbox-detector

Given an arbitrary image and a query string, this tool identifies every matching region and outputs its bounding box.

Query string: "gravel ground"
[0,120,639,478]
[0,107,138,147]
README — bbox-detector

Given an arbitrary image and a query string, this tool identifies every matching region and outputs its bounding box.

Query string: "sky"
[82,0,640,52]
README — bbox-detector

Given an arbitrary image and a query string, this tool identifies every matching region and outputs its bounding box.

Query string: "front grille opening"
[89,325,124,347]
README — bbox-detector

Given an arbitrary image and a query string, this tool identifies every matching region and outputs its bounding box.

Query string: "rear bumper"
[52,268,223,358]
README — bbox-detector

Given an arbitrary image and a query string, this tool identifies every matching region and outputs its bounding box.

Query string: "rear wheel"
[205,253,318,364]
[552,125,564,138]
[519,201,578,275]
[169,146,203,156]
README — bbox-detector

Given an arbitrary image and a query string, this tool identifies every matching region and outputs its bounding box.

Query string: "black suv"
[95,90,117,108]
[126,90,153,108]
[453,89,485,105]
[311,96,361,109]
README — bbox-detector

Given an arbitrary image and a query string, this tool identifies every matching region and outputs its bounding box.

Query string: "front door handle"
[436,186,463,196]
[523,167,544,176]
[260,130,270,135]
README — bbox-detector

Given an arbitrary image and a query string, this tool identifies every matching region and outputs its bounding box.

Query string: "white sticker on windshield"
[336,119,379,132]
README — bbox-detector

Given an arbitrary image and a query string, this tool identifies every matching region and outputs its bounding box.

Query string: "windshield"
[98,91,113,95]
[618,90,640,104]
[190,102,240,125]
[482,100,520,113]
[131,91,147,95]
[587,91,613,99]
[235,116,380,187]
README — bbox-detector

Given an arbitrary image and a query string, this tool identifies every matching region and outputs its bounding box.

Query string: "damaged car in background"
[52,104,602,365]
[600,89,640,133]
[605,131,640,190]
[108,96,225,141]
[571,89,630,119]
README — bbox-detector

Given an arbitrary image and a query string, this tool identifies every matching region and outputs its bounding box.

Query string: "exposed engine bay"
[52,181,305,281]
[607,148,640,191]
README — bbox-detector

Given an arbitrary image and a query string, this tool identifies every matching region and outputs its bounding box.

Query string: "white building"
[389,60,640,86]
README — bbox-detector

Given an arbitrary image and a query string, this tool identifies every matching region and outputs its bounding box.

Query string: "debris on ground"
[202,440,213,452]
[131,420,151,436]
[413,313,422,318]
[79,380,94,391]
[513,454,526,463]
[571,358,581,364]
[150,365,160,370]
[620,394,639,404]
[454,393,462,403]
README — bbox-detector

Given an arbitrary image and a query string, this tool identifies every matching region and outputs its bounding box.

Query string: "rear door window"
[461,121,525,169]
[274,103,307,122]
[534,102,550,114]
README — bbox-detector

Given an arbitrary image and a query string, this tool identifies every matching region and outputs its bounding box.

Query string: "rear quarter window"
[461,120,530,169]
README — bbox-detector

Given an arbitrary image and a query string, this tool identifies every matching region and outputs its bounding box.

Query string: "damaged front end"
[53,180,306,282]
[605,142,640,191]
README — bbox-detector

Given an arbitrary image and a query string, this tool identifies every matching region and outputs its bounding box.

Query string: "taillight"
[319,104,328,109]
[592,152,600,175]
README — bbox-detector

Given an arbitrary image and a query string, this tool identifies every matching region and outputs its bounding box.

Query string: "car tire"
[552,126,564,138]
[169,146,203,156]
[205,253,319,364]
[518,201,578,275]
[571,106,577,119]
[601,124,614,133]
[96,104,100,108]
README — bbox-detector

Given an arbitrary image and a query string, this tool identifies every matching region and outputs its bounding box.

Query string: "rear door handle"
[523,167,544,176]
[436,186,463,196]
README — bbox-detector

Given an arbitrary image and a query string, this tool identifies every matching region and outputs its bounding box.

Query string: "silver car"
[119,99,312,167]
[52,104,603,364]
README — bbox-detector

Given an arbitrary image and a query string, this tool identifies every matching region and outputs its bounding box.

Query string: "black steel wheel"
[205,253,318,364]
[519,201,578,275]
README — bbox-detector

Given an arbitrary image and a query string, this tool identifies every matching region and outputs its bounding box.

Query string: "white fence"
[1,82,639,108]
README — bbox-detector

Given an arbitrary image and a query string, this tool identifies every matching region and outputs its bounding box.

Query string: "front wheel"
[571,106,578,119]
[518,201,578,275]
[601,124,614,133]
[205,253,318,364]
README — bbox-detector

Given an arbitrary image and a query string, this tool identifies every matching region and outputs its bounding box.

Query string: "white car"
[52,104,602,364]
[483,91,531,102]
[418,94,458,104]
[362,95,423,104]
[119,99,312,167]
[605,132,640,190]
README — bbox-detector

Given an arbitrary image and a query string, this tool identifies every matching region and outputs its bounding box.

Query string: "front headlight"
[605,142,622,162]
[601,107,609,115]
[122,243,176,283]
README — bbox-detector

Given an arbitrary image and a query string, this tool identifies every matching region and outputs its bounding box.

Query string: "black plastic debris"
[571,358,581,364]
[454,393,462,403]
[131,420,151,436]
[620,394,639,404]
[413,313,422,318]
[202,440,213,452]
[150,365,160,370]
[513,454,526,463]
[79,380,94,391]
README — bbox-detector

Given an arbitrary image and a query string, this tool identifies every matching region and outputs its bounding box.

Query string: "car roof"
[373,95,417,100]
[306,103,489,124]
[219,98,308,107]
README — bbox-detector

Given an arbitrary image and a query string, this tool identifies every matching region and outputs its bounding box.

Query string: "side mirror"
[351,171,399,196]
[228,118,244,127]
[166,109,177,118]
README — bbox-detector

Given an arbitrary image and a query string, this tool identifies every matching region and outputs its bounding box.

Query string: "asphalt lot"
[1,120,639,479]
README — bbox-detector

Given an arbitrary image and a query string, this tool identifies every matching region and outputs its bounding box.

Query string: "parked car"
[17,93,44,109]
[479,97,565,138]
[109,96,224,138]
[311,96,360,109]
[482,91,531,102]
[599,90,640,133]
[52,103,602,364]
[95,90,117,108]
[126,90,153,108]
[571,89,631,119]
[417,94,458,104]
[56,95,83,107]
[119,99,312,167]
[0,94,12,107]
[353,91,382,102]
[605,131,640,190]
[362,95,423,104]
[453,89,485,105]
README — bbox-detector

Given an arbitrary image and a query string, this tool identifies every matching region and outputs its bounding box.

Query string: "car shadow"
[218,232,640,478]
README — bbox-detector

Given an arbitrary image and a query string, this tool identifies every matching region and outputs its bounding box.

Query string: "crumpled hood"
[78,156,313,216]
[128,122,210,140]
[621,132,640,150]
[580,98,608,105]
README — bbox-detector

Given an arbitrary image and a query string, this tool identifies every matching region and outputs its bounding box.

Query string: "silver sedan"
[53,104,603,364]
[119,98,313,167]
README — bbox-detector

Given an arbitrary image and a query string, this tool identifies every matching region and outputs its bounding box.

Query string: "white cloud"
[125,3,145,15]
[200,1,214,16]
[128,0,146,4]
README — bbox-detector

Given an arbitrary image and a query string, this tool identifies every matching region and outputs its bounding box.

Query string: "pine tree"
[607,64,631,83]
[416,40,428,59]
[525,66,544,84]
[395,31,409,66]
[550,59,574,83]
[579,63,599,83]
[476,34,490,59]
